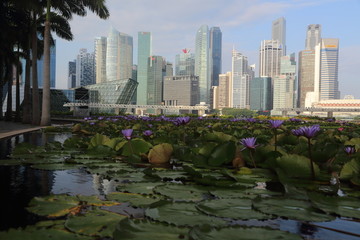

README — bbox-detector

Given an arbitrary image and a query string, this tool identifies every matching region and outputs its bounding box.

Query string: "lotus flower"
[269,120,284,128]
[121,129,133,140]
[291,125,320,139]
[175,116,191,125]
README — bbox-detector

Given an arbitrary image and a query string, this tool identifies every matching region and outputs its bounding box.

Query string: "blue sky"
[55,0,360,98]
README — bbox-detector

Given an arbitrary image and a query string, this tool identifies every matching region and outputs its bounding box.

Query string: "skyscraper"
[163,75,199,107]
[147,56,165,106]
[68,60,76,89]
[195,25,211,104]
[106,27,133,82]
[210,27,222,86]
[76,48,95,87]
[175,49,195,76]
[259,40,283,78]
[94,36,107,83]
[305,24,321,50]
[213,72,231,109]
[272,54,296,113]
[272,17,286,55]
[250,77,272,111]
[232,49,250,109]
[317,38,340,101]
[298,49,316,108]
[136,32,152,105]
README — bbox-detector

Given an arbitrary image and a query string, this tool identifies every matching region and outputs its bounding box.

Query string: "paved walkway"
[0,121,46,140]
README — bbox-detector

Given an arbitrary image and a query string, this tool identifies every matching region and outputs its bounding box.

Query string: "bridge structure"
[276,108,360,118]
[63,102,210,116]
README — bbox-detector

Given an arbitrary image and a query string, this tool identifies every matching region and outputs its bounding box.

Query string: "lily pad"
[113,218,190,240]
[189,225,302,240]
[117,182,164,195]
[30,164,82,170]
[308,192,360,219]
[107,192,161,207]
[196,198,270,220]
[145,201,227,227]
[253,197,335,222]
[148,143,173,164]
[121,139,153,157]
[65,208,127,237]
[153,184,211,202]
[209,188,282,199]
[276,154,320,179]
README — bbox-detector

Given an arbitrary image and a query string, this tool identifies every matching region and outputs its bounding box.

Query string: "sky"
[55,0,360,98]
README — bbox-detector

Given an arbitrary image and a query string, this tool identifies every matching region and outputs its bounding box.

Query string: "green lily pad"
[107,192,161,207]
[209,188,282,199]
[253,197,335,222]
[308,192,360,219]
[0,159,24,165]
[145,201,227,227]
[88,133,110,148]
[153,184,211,202]
[340,158,360,180]
[122,139,153,157]
[196,198,270,220]
[276,154,320,179]
[65,208,127,237]
[189,225,302,240]
[27,194,119,217]
[0,226,92,240]
[113,218,190,240]
[117,182,164,195]
[208,142,236,167]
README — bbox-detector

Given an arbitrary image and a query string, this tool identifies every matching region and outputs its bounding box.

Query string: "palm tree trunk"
[40,0,51,126]
[31,12,40,125]
[5,64,12,121]
[22,40,31,123]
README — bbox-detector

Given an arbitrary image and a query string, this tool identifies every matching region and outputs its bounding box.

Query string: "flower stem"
[308,138,315,180]
[274,129,277,152]
[250,149,257,168]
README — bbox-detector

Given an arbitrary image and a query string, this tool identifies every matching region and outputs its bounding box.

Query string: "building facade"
[68,60,76,89]
[232,49,250,109]
[298,49,316,108]
[163,75,199,106]
[136,32,152,105]
[94,36,107,83]
[305,24,321,50]
[195,25,211,104]
[213,72,231,109]
[210,27,222,86]
[76,48,95,87]
[259,40,283,78]
[175,49,195,76]
[147,56,165,105]
[250,77,272,111]
[106,27,133,82]
[272,17,286,55]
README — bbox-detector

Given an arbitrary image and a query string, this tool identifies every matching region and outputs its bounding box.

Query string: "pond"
[0,129,360,240]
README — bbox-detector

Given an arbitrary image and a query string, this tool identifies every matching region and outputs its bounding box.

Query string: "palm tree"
[40,0,109,126]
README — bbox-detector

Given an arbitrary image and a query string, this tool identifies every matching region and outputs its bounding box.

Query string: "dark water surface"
[0,132,359,239]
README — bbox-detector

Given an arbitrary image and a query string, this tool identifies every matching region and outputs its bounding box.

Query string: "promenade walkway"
[0,121,46,140]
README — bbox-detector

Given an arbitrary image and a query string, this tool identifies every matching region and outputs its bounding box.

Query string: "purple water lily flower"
[269,120,284,128]
[291,128,303,136]
[176,116,191,125]
[344,146,356,155]
[292,125,320,139]
[246,118,257,123]
[98,116,104,120]
[240,137,258,150]
[289,118,301,122]
[143,130,153,137]
[121,129,133,140]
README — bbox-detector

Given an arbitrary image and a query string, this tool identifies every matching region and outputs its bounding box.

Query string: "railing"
[63,102,209,110]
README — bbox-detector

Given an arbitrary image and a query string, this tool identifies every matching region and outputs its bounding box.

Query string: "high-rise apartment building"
[68,60,76,89]
[106,27,133,82]
[94,36,107,83]
[147,56,165,106]
[76,48,95,87]
[259,40,283,78]
[250,77,272,111]
[195,25,211,104]
[210,27,222,86]
[305,24,321,50]
[232,49,250,109]
[175,49,195,76]
[213,72,231,109]
[272,17,286,55]
[136,32,152,105]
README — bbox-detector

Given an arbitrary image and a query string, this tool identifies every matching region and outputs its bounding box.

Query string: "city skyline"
[55,0,360,98]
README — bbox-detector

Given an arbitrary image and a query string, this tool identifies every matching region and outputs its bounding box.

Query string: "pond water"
[0,132,359,239]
